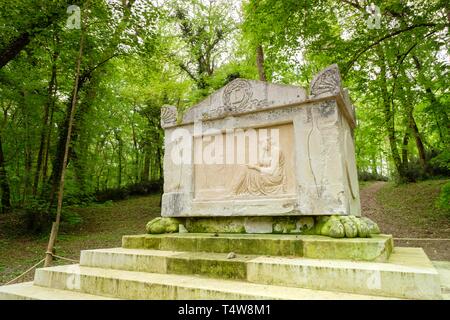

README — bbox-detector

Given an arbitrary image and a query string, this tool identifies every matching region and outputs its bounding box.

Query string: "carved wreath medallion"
[223,79,253,112]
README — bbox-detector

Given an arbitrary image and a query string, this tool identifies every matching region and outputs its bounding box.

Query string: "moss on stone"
[302,236,392,261]
[348,216,370,238]
[272,217,298,234]
[167,256,247,280]
[312,215,380,238]
[339,216,358,238]
[297,217,315,233]
[122,233,393,261]
[146,217,182,234]
[144,215,381,239]
[186,218,246,233]
[361,217,380,234]
[317,216,345,238]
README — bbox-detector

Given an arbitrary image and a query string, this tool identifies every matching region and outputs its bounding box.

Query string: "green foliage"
[436,182,450,212]
[22,199,53,234]
[242,0,449,182]
[358,171,388,182]
[95,180,162,202]
[61,209,83,226]
[0,0,449,225]
[430,150,450,172]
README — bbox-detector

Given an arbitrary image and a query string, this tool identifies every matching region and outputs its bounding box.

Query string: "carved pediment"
[162,66,350,128]
[160,105,177,128]
[182,78,307,123]
[310,64,342,98]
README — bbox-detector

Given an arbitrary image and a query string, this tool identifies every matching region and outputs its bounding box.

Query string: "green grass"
[379,179,450,220]
[0,194,161,285]
[359,181,376,190]
[376,179,450,237]
[371,179,450,260]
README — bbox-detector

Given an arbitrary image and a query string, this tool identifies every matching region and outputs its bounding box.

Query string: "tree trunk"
[22,92,32,204]
[413,55,450,144]
[401,129,410,167]
[409,114,427,169]
[41,94,55,195]
[33,49,58,196]
[398,65,428,171]
[142,145,150,182]
[370,154,378,175]
[71,78,97,195]
[377,47,404,180]
[256,44,267,81]
[131,121,140,183]
[48,74,88,207]
[0,135,11,213]
[115,131,123,188]
[157,144,163,180]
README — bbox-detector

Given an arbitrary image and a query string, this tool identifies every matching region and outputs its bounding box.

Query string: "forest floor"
[0,194,161,285]
[361,179,450,261]
[0,180,449,285]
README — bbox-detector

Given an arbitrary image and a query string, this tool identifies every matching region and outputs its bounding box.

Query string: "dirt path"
[360,181,390,233]
[360,181,450,261]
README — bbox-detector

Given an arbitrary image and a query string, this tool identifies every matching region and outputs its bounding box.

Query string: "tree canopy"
[0,0,449,221]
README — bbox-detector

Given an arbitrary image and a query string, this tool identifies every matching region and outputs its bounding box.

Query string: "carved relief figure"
[232,135,287,196]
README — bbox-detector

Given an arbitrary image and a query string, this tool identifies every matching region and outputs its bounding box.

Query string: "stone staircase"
[0,233,444,300]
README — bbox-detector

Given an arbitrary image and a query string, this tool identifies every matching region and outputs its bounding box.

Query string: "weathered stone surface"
[309,215,379,238]
[185,217,246,233]
[122,233,393,261]
[0,243,443,300]
[361,217,380,234]
[76,247,441,299]
[161,65,361,218]
[31,264,390,300]
[0,282,118,300]
[160,105,177,128]
[316,216,345,238]
[247,247,441,300]
[181,79,308,124]
[146,217,181,234]
[166,216,379,238]
[309,64,342,98]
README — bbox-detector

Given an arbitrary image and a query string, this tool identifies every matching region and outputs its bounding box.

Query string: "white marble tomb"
[160,64,361,218]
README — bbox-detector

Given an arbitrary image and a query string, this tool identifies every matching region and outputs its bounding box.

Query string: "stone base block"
[122,233,393,262]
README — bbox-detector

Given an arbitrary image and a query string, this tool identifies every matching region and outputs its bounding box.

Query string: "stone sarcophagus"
[161,65,360,219]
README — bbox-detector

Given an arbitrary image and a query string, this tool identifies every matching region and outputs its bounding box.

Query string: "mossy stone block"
[167,255,247,280]
[122,233,393,261]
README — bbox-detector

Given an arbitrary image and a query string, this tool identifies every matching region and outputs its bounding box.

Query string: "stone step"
[122,233,393,262]
[32,264,394,300]
[433,261,450,300]
[0,281,117,300]
[80,248,252,280]
[80,246,441,299]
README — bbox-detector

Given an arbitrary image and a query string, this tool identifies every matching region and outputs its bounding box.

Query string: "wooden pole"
[44,23,85,268]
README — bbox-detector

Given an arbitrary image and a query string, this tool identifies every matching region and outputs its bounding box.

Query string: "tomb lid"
[161,64,355,128]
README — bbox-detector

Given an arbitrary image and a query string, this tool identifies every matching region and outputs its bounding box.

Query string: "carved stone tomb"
[156,65,370,236]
